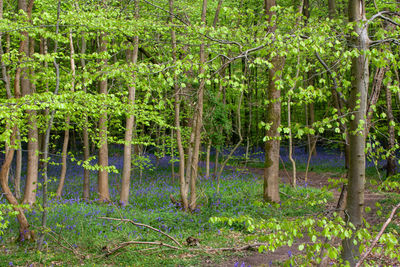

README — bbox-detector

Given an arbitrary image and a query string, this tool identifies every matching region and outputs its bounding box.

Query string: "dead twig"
[45,228,86,259]
[202,243,266,252]
[106,241,180,256]
[355,202,400,267]
[99,217,182,247]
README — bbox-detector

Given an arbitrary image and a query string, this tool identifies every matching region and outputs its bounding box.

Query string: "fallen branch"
[106,240,180,256]
[355,202,400,267]
[99,217,182,247]
[45,228,86,259]
[202,243,266,252]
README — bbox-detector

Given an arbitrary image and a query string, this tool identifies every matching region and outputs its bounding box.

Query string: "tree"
[263,0,284,203]
[342,0,369,264]
[97,31,111,203]
[120,0,139,206]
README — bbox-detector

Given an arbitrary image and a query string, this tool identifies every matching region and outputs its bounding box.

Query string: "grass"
[1,151,399,266]
[1,162,334,266]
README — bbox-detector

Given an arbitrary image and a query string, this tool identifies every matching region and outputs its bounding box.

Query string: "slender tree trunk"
[56,30,76,197]
[17,0,38,206]
[169,0,189,211]
[14,131,22,199]
[214,148,219,178]
[189,0,208,210]
[386,83,396,177]
[263,0,284,203]
[0,1,10,99]
[120,0,139,206]
[0,127,34,241]
[97,33,110,202]
[206,139,211,179]
[80,33,90,200]
[171,129,175,179]
[38,1,61,249]
[328,0,336,19]
[38,37,48,170]
[342,0,369,264]
[2,2,22,200]
[365,66,387,137]
[288,96,296,187]
[308,103,317,156]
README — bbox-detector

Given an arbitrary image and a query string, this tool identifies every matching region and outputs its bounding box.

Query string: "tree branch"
[99,217,182,247]
[368,11,400,26]
[355,202,400,267]
[315,52,347,106]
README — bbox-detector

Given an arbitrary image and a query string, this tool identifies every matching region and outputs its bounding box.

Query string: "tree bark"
[328,0,336,19]
[80,33,90,200]
[169,0,189,211]
[120,3,139,205]
[17,0,38,206]
[0,127,34,241]
[263,0,284,203]
[386,83,396,177]
[56,30,76,198]
[189,0,208,211]
[205,139,211,179]
[342,0,369,264]
[97,33,110,202]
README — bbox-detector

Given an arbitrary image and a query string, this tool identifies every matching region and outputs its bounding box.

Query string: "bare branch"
[355,202,400,267]
[106,240,180,256]
[99,217,182,247]
[315,52,348,106]
[370,38,400,46]
[368,11,400,26]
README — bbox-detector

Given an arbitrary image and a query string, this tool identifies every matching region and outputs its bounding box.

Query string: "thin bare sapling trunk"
[386,83,396,177]
[189,0,208,210]
[56,30,76,197]
[287,56,300,187]
[80,33,90,200]
[205,139,211,179]
[120,1,139,205]
[97,33,110,202]
[38,0,61,249]
[169,0,188,211]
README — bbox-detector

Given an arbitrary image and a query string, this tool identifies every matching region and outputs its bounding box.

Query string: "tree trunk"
[288,96,296,187]
[56,30,76,198]
[80,33,90,200]
[0,127,34,241]
[386,84,396,177]
[120,10,139,205]
[342,0,369,264]
[189,0,208,211]
[328,0,336,19]
[206,139,211,179]
[18,0,38,206]
[169,0,189,211]
[308,103,317,156]
[97,33,110,202]
[14,131,22,199]
[263,0,284,203]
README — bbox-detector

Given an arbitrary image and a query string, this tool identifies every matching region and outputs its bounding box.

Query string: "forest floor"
[1,154,400,267]
[212,166,394,267]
